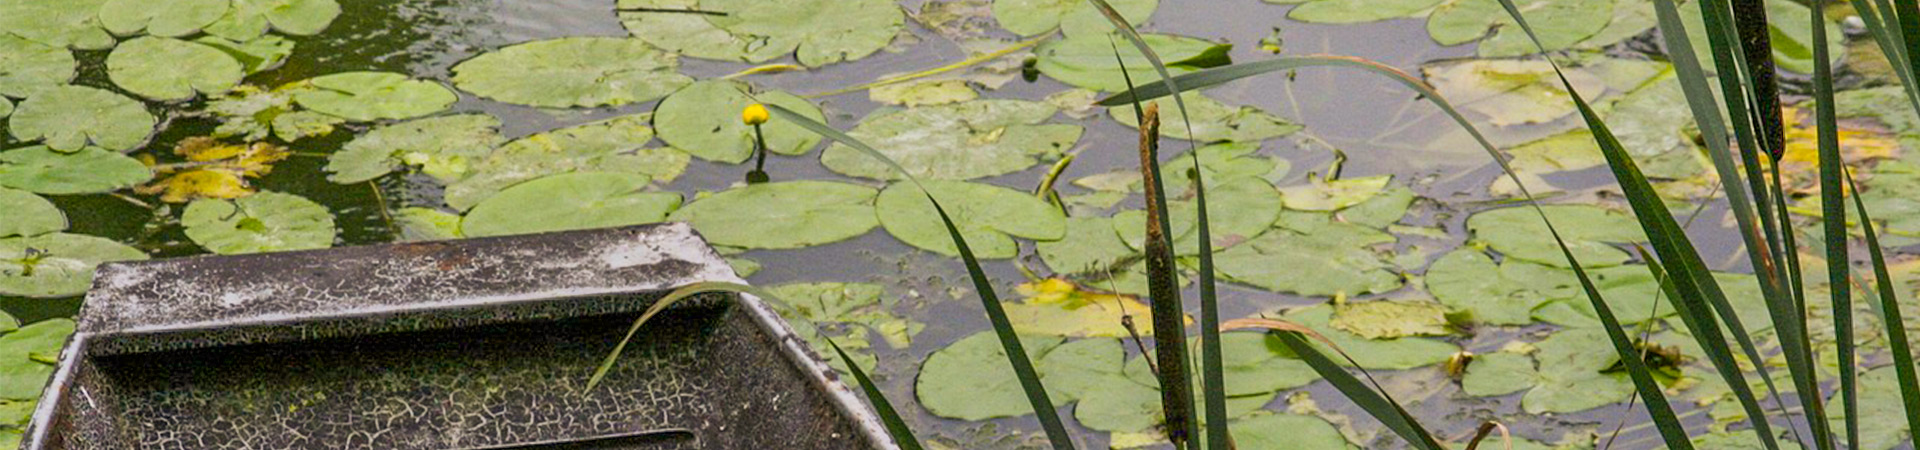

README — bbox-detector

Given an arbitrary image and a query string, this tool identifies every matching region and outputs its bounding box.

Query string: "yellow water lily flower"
[742,103,770,126]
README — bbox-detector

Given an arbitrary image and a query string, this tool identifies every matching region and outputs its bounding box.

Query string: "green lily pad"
[1034,33,1231,92]
[1423,59,1605,127]
[326,114,505,184]
[1339,185,1416,228]
[1593,74,1703,180]
[1076,374,1271,433]
[821,100,1080,181]
[99,0,228,37]
[766,282,922,349]
[0,319,75,399]
[1460,351,1534,396]
[461,172,682,238]
[1037,216,1134,275]
[1110,92,1300,142]
[618,0,902,67]
[669,181,880,249]
[203,0,341,40]
[182,192,336,254]
[207,86,343,143]
[1577,0,1655,50]
[290,72,456,122]
[1329,300,1454,339]
[0,0,113,50]
[451,37,693,109]
[0,146,153,195]
[1033,337,1124,402]
[1219,413,1355,449]
[1831,364,1912,450]
[993,0,1156,37]
[0,233,147,298]
[1162,141,1288,191]
[1113,177,1285,255]
[1218,215,1401,297]
[653,80,824,163]
[0,188,63,238]
[1426,250,1574,325]
[444,115,686,211]
[874,180,1066,258]
[1675,0,1841,74]
[1665,431,1803,450]
[1277,175,1390,211]
[0,97,9,118]
[9,86,157,151]
[1523,328,1635,413]
[395,207,462,242]
[916,331,1066,420]
[869,79,978,107]
[1288,0,1444,24]
[107,37,245,101]
[1466,205,1645,268]
[1278,304,1457,370]
[0,35,74,98]
[1121,331,1320,397]
[194,35,295,74]
[1007,279,1175,338]
[1427,0,1611,57]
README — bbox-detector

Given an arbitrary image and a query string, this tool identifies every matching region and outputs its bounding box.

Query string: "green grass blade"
[1846,170,1920,447]
[825,336,926,450]
[1810,4,1858,447]
[764,103,1077,450]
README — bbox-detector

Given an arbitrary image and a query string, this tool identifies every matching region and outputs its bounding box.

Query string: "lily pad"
[451,37,693,109]
[993,0,1156,37]
[9,86,156,151]
[1277,175,1390,211]
[326,114,505,184]
[207,86,341,142]
[1034,33,1231,92]
[1113,177,1285,255]
[618,0,902,67]
[0,35,74,98]
[1220,413,1355,449]
[874,180,1066,258]
[99,0,228,37]
[1428,0,1611,57]
[395,207,462,242]
[1217,215,1401,297]
[668,181,880,249]
[1279,304,1458,370]
[1121,331,1320,397]
[1460,351,1535,397]
[107,37,245,101]
[0,146,152,195]
[0,233,147,298]
[0,188,63,238]
[1329,300,1454,339]
[182,192,336,254]
[194,35,294,74]
[461,172,682,238]
[1076,373,1272,433]
[916,331,1066,420]
[1037,216,1134,275]
[869,79,978,107]
[1338,185,1416,228]
[1032,337,1125,403]
[203,0,341,40]
[821,100,1080,181]
[0,319,75,399]
[1006,278,1182,338]
[653,80,824,163]
[1161,141,1288,191]
[1110,92,1300,142]
[1287,0,1443,24]
[1496,328,1635,414]
[445,115,686,211]
[290,72,456,122]
[0,0,113,50]
[1426,250,1574,325]
[1423,59,1605,127]
[1832,364,1914,450]
[1466,205,1645,268]
[0,97,9,118]
[1675,0,1841,74]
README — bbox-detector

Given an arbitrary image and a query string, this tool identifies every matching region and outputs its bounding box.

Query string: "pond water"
[2,0,1917,448]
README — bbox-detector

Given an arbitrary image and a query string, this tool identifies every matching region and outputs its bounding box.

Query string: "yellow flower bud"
[741,103,770,126]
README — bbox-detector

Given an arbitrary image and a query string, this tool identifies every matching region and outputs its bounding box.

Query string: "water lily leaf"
[822,99,1080,181]
[654,80,824,163]
[1426,250,1573,325]
[1427,0,1610,57]
[1461,351,1535,396]
[1218,214,1401,297]
[1006,278,1185,338]
[1122,331,1320,397]
[0,233,147,298]
[1338,185,1415,228]
[1279,304,1457,370]
[137,138,291,203]
[395,207,461,242]
[1034,33,1231,92]
[0,35,74,98]
[326,114,505,184]
[1423,59,1605,127]
[1520,328,1634,413]
[1219,413,1355,449]
[1162,141,1287,190]
[619,0,903,67]
[1577,0,1655,50]
[1037,216,1134,275]
[194,35,294,74]
[1598,74,1702,179]
[916,331,1066,420]
[0,97,9,118]
[452,37,692,109]
[1667,431,1804,450]
[993,0,1156,37]
[445,115,685,211]
[182,192,335,254]
[0,188,63,238]
[1466,205,1645,268]
[99,0,228,37]
[1110,92,1299,142]
[1674,0,1840,74]
[107,37,245,101]
[1076,373,1271,433]
[1033,337,1124,403]
[1831,364,1912,450]
[1278,175,1390,211]
[0,0,113,50]
[767,282,923,349]
[461,172,682,238]
[207,85,341,142]
[0,319,75,399]
[290,72,456,122]
[9,86,156,151]
[1288,0,1443,24]
[869,79,979,107]
[1329,299,1453,339]
[873,180,1066,258]
[1114,177,1284,255]
[0,146,152,195]
[669,181,879,249]
[203,0,341,40]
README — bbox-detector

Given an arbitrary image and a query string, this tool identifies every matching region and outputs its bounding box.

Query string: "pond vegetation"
[5,0,1920,449]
